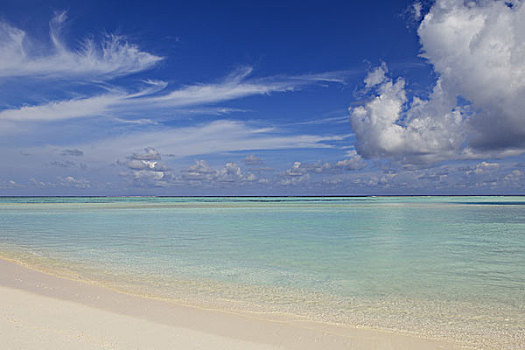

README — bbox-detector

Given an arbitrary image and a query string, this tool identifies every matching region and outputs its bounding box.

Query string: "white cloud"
[413,1,423,20]
[278,160,327,185]
[0,94,120,121]
[0,179,21,189]
[85,120,340,161]
[335,152,365,170]
[150,67,291,107]
[279,70,356,84]
[127,159,166,171]
[418,0,525,151]
[141,66,351,109]
[28,178,50,188]
[127,169,171,186]
[0,78,168,123]
[290,115,349,126]
[351,0,525,164]
[130,147,161,161]
[217,162,257,183]
[364,63,388,89]
[58,176,90,189]
[471,161,500,175]
[351,64,466,163]
[503,169,524,186]
[119,147,172,187]
[279,172,310,186]
[278,154,365,186]
[27,176,90,189]
[0,66,348,123]
[181,160,218,182]
[285,161,332,176]
[181,160,257,185]
[0,11,162,80]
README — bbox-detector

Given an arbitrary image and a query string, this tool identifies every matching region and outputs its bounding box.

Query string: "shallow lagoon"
[1,196,524,348]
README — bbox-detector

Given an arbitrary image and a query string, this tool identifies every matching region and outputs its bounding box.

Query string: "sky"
[0,0,524,196]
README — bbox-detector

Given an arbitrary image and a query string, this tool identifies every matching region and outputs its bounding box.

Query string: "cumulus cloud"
[503,169,524,186]
[343,160,524,192]
[119,147,173,187]
[119,148,260,187]
[130,147,161,161]
[58,176,90,189]
[218,162,257,183]
[0,11,162,80]
[128,169,172,186]
[181,160,218,182]
[467,161,500,175]
[363,63,388,89]
[0,179,20,189]
[334,151,366,170]
[285,161,332,176]
[351,64,466,163]
[284,156,364,177]
[29,178,54,188]
[181,160,257,185]
[279,153,365,186]
[279,160,332,186]
[244,156,274,172]
[28,176,90,189]
[458,161,506,189]
[351,0,525,164]
[279,174,310,186]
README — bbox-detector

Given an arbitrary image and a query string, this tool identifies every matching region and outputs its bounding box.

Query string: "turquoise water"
[0,196,524,348]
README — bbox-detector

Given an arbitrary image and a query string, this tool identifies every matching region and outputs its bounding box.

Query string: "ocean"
[0,196,523,348]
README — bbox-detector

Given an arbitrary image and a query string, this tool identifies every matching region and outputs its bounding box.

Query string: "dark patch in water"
[456,202,525,206]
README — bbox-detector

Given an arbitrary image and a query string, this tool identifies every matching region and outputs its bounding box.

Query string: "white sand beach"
[0,258,460,350]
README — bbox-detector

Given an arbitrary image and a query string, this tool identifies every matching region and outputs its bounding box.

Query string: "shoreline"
[0,257,461,349]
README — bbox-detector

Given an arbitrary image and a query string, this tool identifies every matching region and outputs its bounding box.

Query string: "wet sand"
[0,258,461,349]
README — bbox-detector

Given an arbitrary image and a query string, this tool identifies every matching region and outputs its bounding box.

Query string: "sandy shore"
[0,258,461,349]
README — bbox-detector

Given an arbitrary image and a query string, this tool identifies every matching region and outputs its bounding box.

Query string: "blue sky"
[0,0,524,195]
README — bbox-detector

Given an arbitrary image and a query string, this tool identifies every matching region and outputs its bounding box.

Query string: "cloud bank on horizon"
[0,0,524,195]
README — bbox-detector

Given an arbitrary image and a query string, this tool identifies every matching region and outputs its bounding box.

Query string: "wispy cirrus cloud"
[0,11,162,80]
[0,10,360,195]
[85,119,343,161]
[149,66,294,107]
[0,94,120,121]
[0,13,352,127]
[0,66,350,123]
[139,66,354,109]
